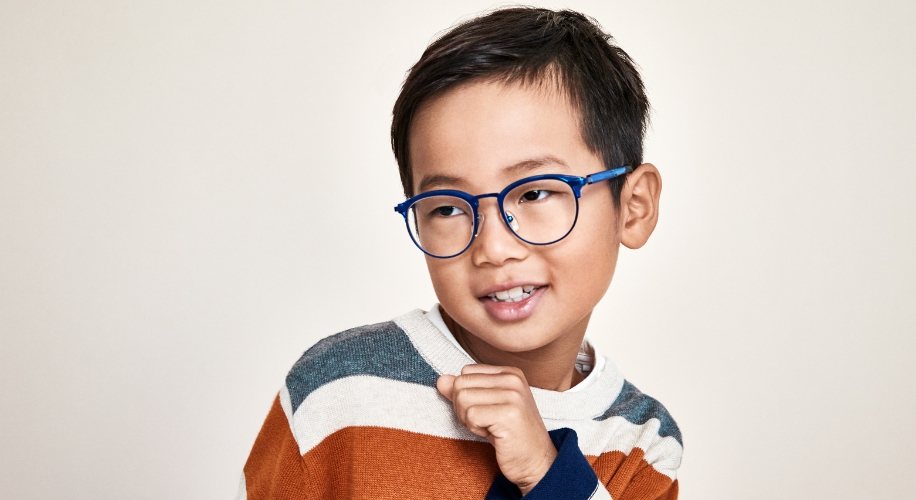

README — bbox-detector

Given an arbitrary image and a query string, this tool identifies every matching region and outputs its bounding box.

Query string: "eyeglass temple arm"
[585,166,633,184]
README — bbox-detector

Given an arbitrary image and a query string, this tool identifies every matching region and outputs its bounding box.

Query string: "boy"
[239,7,681,500]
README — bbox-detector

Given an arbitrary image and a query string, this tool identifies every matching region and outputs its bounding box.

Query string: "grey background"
[1,0,914,498]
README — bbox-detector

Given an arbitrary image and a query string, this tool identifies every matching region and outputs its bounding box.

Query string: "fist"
[437,365,557,494]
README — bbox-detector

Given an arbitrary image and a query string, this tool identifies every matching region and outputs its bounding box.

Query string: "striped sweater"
[239,309,682,499]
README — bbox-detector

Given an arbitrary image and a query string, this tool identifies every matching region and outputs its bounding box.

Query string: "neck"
[440,307,588,391]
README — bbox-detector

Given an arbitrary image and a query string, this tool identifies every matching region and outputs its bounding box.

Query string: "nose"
[470,201,529,266]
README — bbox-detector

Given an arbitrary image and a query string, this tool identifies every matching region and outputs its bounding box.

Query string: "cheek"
[556,203,620,292]
[585,191,620,254]
[425,258,470,303]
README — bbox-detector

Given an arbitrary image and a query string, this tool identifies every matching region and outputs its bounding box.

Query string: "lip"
[477,281,546,298]
[479,284,547,322]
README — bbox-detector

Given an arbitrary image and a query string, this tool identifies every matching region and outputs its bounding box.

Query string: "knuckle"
[457,374,478,388]
[500,373,515,384]
[453,376,474,393]
[452,389,469,407]
[505,382,527,399]
[506,389,524,404]
[505,405,521,420]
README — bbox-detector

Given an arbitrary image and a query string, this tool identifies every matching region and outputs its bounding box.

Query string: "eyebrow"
[503,155,570,176]
[416,155,570,194]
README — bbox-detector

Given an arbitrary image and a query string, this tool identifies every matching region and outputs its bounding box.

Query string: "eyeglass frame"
[393,166,633,259]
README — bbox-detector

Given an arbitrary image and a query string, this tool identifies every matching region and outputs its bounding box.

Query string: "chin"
[471,320,560,353]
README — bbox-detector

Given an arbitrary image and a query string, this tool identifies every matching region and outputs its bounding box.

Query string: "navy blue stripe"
[595,380,682,445]
[286,321,440,412]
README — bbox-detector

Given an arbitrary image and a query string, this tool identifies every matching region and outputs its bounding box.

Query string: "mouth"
[479,283,546,322]
[486,285,542,303]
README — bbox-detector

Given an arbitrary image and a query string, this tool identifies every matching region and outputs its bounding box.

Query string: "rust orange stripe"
[246,413,676,500]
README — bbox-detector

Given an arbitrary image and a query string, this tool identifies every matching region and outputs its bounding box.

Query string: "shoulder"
[284,319,441,413]
[596,379,682,447]
[587,378,683,479]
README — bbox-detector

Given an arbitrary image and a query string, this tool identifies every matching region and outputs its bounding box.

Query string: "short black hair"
[391,7,649,206]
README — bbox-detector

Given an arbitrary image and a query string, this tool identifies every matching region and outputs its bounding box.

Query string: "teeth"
[488,286,540,303]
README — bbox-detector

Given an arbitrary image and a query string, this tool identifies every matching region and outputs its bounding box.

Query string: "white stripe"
[590,482,613,500]
[638,425,682,480]
[279,384,294,425]
[424,303,468,356]
[288,375,681,479]
[234,472,246,500]
[289,376,483,455]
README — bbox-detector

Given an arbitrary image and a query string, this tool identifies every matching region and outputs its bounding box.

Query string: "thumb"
[436,374,456,402]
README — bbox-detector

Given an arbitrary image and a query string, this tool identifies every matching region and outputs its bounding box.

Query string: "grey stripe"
[286,321,440,411]
[594,380,683,445]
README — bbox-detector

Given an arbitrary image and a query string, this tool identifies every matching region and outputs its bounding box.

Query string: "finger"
[463,403,521,439]
[452,372,528,393]
[460,364,525,378]
[452,387,519,414]
[436,374,456,402]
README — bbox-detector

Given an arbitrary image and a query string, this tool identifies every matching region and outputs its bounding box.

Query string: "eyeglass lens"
[407,178,578,257]
[407,195,475,258]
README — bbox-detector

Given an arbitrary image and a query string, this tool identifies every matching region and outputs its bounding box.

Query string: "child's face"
[409,80,620,353]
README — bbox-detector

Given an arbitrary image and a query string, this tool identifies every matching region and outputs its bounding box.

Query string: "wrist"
[516,446,558,495]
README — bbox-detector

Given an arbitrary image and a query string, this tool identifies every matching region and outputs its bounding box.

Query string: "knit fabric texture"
[239,309,682,499]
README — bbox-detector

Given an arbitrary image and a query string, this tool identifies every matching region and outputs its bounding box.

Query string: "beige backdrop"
[1,0,914,498]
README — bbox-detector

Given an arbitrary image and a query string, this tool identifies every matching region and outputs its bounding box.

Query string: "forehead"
[408,79,599,194]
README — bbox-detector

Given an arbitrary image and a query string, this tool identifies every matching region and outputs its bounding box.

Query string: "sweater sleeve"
[485,428,677,500]
[238,394,315,500]
[485,428,599,500]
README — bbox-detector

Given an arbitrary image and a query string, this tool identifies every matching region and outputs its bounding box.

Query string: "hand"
[437,365,557,495]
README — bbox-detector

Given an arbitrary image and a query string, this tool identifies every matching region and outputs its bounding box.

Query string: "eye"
[431,205,466,217]
[520,189,551,202]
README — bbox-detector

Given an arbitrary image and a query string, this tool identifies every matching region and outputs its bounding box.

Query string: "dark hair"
[391,7,649,205]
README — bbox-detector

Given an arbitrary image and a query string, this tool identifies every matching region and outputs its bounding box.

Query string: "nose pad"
[505,211,519,232]
[474,214,485,237]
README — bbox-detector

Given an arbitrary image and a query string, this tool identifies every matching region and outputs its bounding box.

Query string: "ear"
[619,163,662,249]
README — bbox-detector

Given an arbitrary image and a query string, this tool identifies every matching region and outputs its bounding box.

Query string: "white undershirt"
[424,304,605,393]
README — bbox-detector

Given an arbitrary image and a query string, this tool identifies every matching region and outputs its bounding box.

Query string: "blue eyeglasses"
[394,166,632,258]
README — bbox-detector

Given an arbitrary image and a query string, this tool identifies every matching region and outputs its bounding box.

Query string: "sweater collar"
[394,308,626,421]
